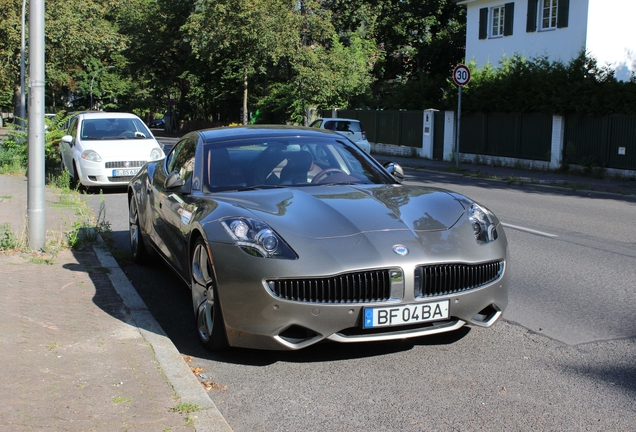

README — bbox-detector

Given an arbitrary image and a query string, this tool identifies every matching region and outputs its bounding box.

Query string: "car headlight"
[221,217,297,259]
[468,203,498,244]
[81,150,102,162]
[150,148,164,160]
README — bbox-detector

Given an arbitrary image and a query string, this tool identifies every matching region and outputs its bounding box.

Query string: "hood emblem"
[393,244,408,256]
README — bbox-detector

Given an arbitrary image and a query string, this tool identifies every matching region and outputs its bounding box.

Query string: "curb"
[399,164,636,200]
[92,239,232,432]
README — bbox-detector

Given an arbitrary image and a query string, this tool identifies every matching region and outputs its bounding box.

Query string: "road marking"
[501,223,558,238]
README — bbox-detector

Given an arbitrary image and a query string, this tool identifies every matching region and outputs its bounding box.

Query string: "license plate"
[363,300,450,328]
[112,168,139,177]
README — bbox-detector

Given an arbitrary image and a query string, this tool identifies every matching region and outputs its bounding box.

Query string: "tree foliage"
[454,53,636,115]
[1,0,634,126]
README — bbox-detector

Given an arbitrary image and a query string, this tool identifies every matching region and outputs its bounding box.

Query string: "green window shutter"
[504,3,515,36]
[479,8,488,39]
[526,0,538,32]
[557,0,569,28]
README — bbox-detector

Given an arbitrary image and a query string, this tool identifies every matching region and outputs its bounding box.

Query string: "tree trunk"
[243,65,248,125]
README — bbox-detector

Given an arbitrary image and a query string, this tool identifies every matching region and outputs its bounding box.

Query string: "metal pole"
[27,0,45,251]
[90,65,114,111]
[456,85,462,170]
[19,0,26,125]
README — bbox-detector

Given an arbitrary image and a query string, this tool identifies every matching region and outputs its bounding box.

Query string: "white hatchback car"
[309,118,371,154]
[60,112,164,188]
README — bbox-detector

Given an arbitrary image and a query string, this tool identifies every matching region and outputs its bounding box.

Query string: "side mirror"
[383,162,404,181]
[165,171,184,189]
[61,135,73,144]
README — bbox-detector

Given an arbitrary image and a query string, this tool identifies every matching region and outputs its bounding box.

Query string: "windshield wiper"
[236,184,289,191]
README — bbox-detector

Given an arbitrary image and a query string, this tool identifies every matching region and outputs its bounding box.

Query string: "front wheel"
[129,195,150,264]
[191,238,228,351]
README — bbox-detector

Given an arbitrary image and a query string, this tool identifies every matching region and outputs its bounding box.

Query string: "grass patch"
[171,402,200,414]
[113,397,132,404]
[46,341,59,350]
[0,172,113,257]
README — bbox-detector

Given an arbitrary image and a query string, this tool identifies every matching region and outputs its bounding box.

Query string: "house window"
[541,0,558,30]
[479,3,514,40]
[527,0,569,32]
[491,6,505,37]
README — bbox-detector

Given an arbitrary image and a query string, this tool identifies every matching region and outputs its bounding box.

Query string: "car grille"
[107,176,134,183]
[415,260,504,298]
[105,161,146,169]
[267,270,393,304]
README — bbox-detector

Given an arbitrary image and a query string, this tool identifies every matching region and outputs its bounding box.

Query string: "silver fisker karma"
[128,125,509,351]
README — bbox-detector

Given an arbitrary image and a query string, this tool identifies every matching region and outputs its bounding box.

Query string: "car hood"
[80,139,162,159]
[214,184,466,239]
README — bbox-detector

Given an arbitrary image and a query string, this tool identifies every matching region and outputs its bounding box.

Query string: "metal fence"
[564,114,636,170]
[319,109,636,170]
[460,113,553,161]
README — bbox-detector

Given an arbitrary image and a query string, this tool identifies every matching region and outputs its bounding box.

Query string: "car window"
[323,121,336,131]
[80,118,152,140]
[68,118,78,139]
[333,121,361,133]
[202,136,391,192]
[167,138,197,184]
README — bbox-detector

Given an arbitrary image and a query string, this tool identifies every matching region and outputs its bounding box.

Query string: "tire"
[129,195,150,265]
[71,162,81,190]
[191,237,229,351]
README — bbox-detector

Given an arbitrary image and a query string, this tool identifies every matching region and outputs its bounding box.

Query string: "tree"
[185,0,298,124]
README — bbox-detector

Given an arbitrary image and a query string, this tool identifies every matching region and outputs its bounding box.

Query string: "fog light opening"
[278,325,320,345]
[471,305,502,327]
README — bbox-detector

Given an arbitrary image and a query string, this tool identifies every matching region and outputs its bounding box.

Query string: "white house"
[454,0,636,81]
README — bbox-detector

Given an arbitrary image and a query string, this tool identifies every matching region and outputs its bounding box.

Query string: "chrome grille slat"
[416,260,503,298]
[268,270,392,304]
[105,161,146,169]
[107,176,135,182]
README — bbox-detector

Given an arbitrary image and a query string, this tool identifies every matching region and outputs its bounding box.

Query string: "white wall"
[462,0,588,68]
[586,0,636,81]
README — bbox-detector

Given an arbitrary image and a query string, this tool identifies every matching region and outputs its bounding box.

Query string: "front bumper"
[209,225,509,350]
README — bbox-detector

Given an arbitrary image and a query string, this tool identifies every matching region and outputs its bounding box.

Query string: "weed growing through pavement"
[0,223,24,251]
[171,402,201,414]
[112,397,132,404]
[46,341,59,351]
[0,173,113,257]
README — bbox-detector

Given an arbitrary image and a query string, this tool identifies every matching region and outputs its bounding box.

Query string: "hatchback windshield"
[81,118,152,140]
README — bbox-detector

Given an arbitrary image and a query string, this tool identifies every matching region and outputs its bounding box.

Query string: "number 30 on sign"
[453,64,471,86]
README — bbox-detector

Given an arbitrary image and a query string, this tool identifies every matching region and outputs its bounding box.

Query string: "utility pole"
[90,65,115,111]
[27,0,46,251]
[19,0,26,126]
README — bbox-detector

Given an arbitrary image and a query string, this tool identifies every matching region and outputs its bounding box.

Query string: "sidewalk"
[373,155,636,198]
[0,175,231,431]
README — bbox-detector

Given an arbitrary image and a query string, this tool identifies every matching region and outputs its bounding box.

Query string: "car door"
[151,137,198,273]
[60,117,79,174]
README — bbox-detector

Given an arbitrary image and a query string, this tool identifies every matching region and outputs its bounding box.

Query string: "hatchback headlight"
[221,217,297,259]
[81,150,102,162]
[468,203,498,244]
[150,148,164,160]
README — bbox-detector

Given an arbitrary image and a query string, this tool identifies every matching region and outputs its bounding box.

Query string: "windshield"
[203,136,394,192]
[81,118,153,140]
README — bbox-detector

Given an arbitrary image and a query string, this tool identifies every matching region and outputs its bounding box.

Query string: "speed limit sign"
[453,65,471,86]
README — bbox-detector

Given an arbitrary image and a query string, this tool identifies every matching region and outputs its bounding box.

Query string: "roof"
[195,125,336,143]
[79,111,141,119]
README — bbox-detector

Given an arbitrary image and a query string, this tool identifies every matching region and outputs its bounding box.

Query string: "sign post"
[452,65,470,169]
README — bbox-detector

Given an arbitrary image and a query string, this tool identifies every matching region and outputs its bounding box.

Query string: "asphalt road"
[84,157,636,431]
